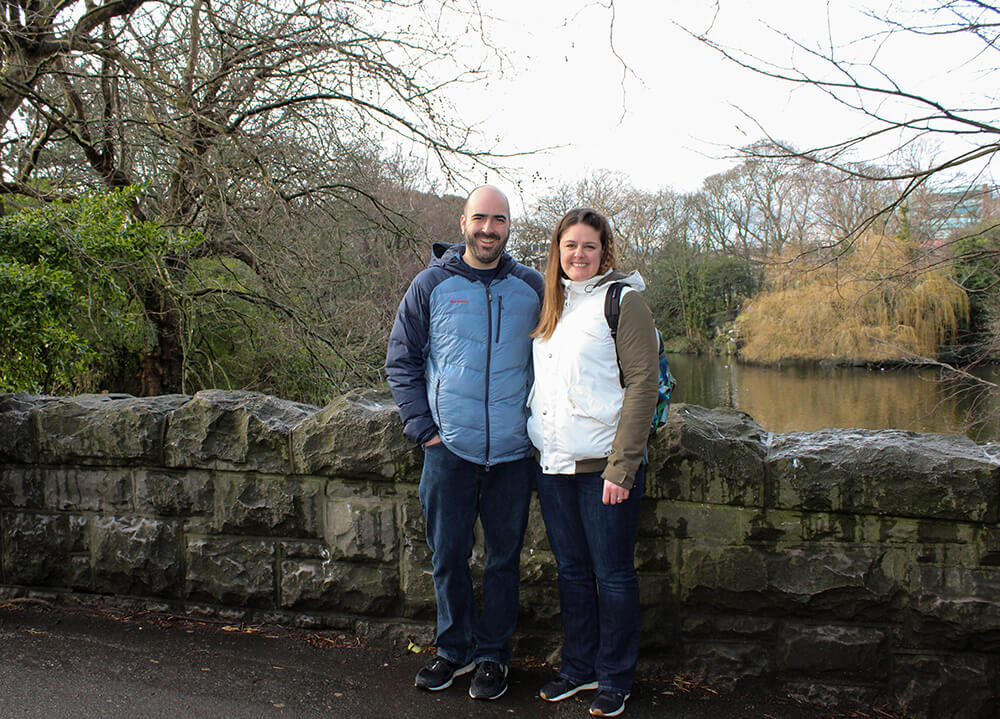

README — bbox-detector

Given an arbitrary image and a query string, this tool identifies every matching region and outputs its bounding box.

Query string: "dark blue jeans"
[536,464,645,694]
[419,443,534,667]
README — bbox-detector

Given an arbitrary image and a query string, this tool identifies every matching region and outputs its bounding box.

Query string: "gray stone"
[646,405,768,506]
[165,390,316,472]
[913,564,1000,646]
[893,653,998,719]
[186,537,275,608]
[398,538,435,618]
[769,429,1000,521]
[34,393,189,464]
[2,512,87,587]
[517,547,560,625]
[777,623,888,678]
[279,555,398,615]
[0,393,57,463]
[324,496,397,561]
[0,466,44,509]
[43,467,132,513]
[681,640,773,688]
[214,473,323,538]
[91,516,182,597]
[133,469,213,516]
[290,389,421,480]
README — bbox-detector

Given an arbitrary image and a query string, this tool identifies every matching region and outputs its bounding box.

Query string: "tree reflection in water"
[667,354,1000,443]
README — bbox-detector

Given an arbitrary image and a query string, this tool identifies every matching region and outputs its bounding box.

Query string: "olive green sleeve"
[603,290,660,489]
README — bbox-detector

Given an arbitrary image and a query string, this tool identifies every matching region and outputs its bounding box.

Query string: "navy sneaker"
[589,690,631,717]
[414,655,475,691]
[539,676,599,702]
[468,660,508,700]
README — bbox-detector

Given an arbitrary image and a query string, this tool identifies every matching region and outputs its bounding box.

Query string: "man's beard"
[465,230,507,266]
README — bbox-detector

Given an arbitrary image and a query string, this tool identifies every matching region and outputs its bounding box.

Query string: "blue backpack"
[604,282,676,437]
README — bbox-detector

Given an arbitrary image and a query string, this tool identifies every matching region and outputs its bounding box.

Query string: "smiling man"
[385,185,544,702]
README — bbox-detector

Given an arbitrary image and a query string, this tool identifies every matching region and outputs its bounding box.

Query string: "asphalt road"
[0,599,878,719]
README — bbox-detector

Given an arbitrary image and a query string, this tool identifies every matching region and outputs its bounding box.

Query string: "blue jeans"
[419,443,534,667]
[536,464,645,694]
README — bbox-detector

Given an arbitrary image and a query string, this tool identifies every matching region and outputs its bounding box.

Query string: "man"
[385,185,543,701]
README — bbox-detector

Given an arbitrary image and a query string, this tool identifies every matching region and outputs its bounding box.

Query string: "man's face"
[460,188,510,270]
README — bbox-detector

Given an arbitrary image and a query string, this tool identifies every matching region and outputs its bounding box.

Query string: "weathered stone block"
[913,564,1000,647]
[279,555,398,615]
[324,496,397,561]
[186,537,275,608]
[769,429,1000,521]
[214,473,323,538]
[34,393,188,464]
[681,640,773,687]
[522,497,549,551]
[761,545,901,618]
[399,494,425,540]
[399,538,435,618]
[2,512,88,587]
[91,516,182,598]
[518,547,560,625]
[645,405,767,506]
[639,573,676,649]
[165,390,315,472]
[646,502,754,543]
[43,467,132,513]
[0,466,44,509]
[0,393,58,463]
[777,623,888,678]
[893,653,998,719]
[634,536,677,573]
[680,542,901,619]
[679,544,769,606]
[290,389,420,481]
[681,612,777,639]
[133,469,213,516]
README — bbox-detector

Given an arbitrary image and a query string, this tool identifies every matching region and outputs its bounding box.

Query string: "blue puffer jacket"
[385,242,544,467]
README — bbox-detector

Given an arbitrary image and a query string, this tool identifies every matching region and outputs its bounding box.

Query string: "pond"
[666,353,1000,443]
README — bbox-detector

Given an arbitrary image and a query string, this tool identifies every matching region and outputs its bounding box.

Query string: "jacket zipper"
[496,295,503,343]
[435,378,441,425]
[484,286,493,470]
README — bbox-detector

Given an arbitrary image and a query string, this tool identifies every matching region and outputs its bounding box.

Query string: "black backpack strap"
[604,281,625,340]
[604,282,626,386]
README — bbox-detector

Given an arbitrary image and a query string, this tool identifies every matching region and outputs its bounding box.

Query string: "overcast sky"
[427,0,998,213]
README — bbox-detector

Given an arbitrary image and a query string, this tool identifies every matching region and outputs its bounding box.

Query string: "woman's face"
[559,223,603,282]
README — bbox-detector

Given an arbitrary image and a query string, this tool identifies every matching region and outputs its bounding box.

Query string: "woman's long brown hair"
[532,208,617,340]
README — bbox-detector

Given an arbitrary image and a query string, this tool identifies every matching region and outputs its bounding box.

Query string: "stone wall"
[1,389,999,718]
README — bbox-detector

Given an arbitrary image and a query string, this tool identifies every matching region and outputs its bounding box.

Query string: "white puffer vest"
[527,271,644,474]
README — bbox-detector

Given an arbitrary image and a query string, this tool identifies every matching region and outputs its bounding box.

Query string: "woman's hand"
[602,480,629,505]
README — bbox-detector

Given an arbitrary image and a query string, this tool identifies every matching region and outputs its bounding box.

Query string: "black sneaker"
[414,655,475,691]
[589,690,631,717]
[539,677,599,702]
[468,660,508,700]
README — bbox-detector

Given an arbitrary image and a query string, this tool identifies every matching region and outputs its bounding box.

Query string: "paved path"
[0,600,874,719]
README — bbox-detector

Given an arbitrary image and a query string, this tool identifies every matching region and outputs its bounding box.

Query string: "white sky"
[429,0,999,214]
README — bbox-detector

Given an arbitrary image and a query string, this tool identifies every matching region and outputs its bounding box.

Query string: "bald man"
[386,186,544,701]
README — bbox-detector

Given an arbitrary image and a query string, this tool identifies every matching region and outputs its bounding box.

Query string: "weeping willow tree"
[737,234,969,363]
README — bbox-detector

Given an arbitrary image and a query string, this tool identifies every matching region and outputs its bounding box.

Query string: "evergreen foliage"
[0,189,201,393]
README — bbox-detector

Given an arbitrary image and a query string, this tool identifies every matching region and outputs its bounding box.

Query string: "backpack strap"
[604,281,626,340]
[604,282,627,385]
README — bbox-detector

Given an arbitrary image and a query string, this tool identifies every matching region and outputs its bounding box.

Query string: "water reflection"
[667,354,1000,442]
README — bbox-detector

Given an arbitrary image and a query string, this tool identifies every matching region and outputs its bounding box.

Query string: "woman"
[528,208,659,717]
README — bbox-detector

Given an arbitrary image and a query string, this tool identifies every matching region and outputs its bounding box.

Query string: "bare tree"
[689,1,1000,227]
[1,0,513,396]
